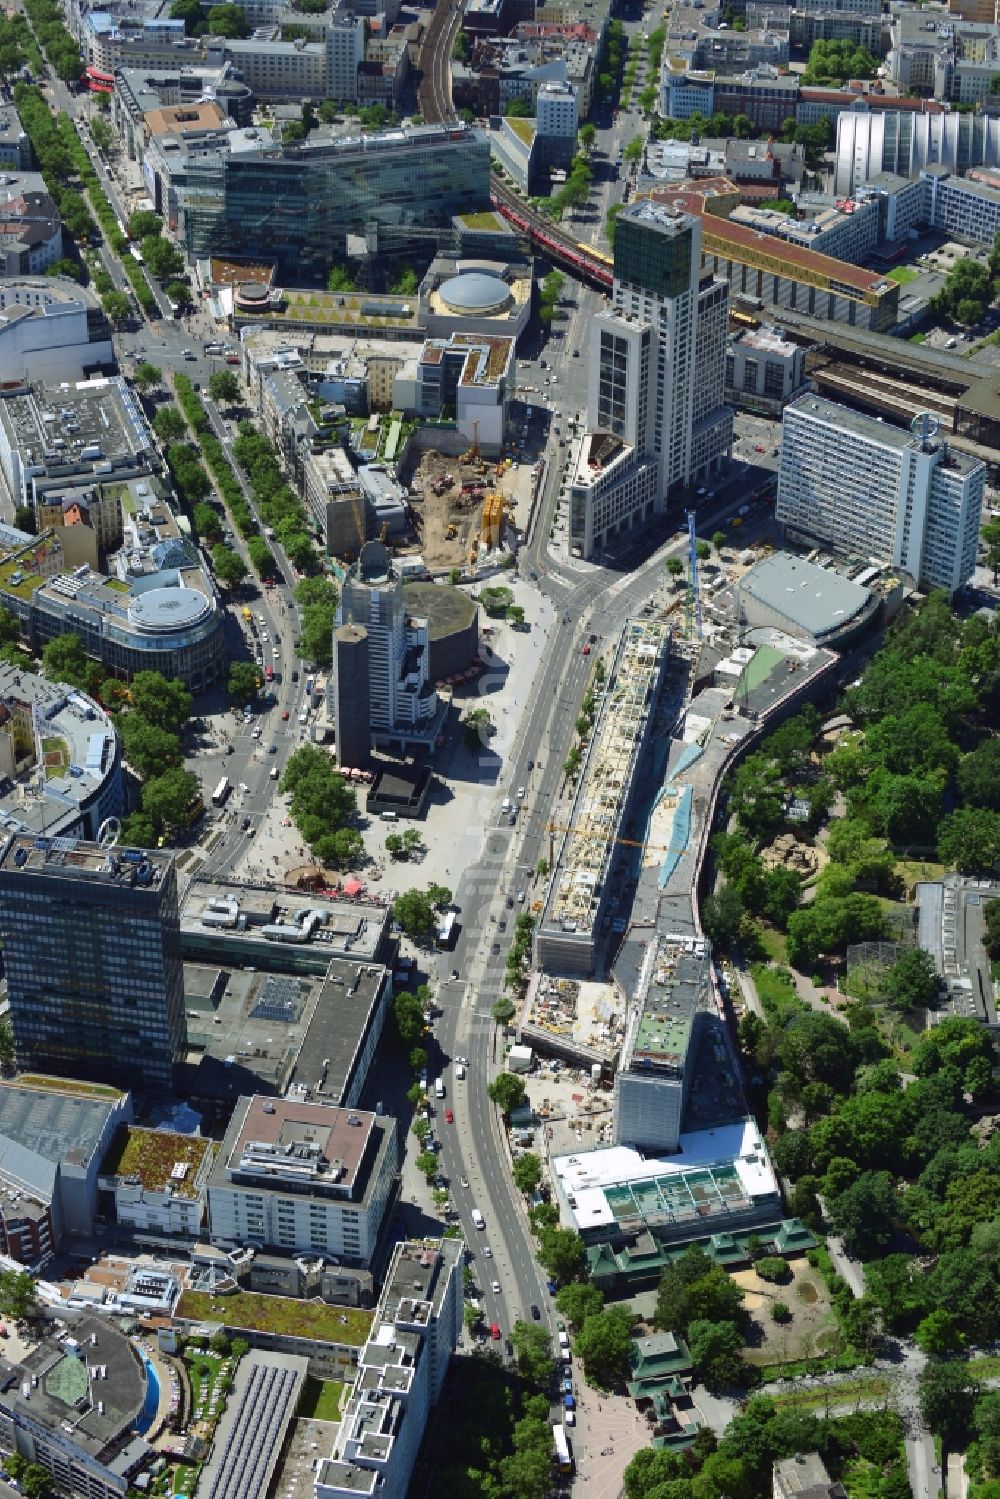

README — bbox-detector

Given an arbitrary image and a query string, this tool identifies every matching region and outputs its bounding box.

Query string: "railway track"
[418,1,613,289]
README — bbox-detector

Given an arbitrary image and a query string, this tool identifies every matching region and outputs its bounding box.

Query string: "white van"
[501,797,512,814]
[456,1062,466,1080]
[435,1077,445,1099]
[471,1208,485,1230]
[558,1330,570,1352]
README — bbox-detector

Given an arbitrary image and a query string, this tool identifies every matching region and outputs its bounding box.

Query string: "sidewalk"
[572,1385,652,1499]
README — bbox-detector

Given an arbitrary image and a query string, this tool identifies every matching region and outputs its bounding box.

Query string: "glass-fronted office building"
[181,123,492,274]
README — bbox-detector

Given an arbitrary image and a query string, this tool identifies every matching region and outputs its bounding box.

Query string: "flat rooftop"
[180,879,388,966]
[100,1126,212,1199]
[624,934,712,1076]
[0,1311,146,1457]
[552,1119,779,1234]
[0,664,118,838]
[0,1075,126,1173]
[194,1351,307,1499]
[0,832,172,891]
[644,182,893,298]
[179,954,387,1106]
[738,552,874,639]
[218,1095,379,1196]
[787,394,984,474]
[0,377,155,481]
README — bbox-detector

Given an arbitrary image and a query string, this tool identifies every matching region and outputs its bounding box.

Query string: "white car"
[484,1246,493,1258]
[492,1280,501,1295]
[239,782,250,792]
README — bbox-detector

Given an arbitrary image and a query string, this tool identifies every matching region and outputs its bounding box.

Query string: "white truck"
[471,1208,485,1230]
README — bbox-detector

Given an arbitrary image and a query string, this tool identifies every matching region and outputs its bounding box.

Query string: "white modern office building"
[569,201,731,560]
[776,395,985,595]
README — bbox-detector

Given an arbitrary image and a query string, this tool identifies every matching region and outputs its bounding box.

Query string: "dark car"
[291,670,299,682]
[491,942,500,955]
[530,1303,541,1321]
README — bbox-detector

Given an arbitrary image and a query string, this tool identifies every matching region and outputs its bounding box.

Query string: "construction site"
[534,619,674,978]
[404,443,521,573]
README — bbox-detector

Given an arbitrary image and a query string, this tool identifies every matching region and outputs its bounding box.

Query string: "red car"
[491,1323,501,1341]
[444,1107,454,1124]
[754,443,765,452]
[582,644,591,655]
[281,710,290,720]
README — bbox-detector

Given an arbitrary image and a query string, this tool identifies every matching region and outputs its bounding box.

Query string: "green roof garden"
[175,1289,373,1346]
[508,117,535,146]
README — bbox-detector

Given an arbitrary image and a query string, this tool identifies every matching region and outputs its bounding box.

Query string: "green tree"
[575,1304,634,1385]
[920,1359,980,1445]
[958,738,1000,810]
[118,716,182,780]
[129,209,163,240]
[510,1320,554,1385]
[415,1150,437,1180]
[227,661,262,703]
[556,1281,604,1328]
[883,947,939,1011]
[827,1170,897,1258]
[687,1319,749,1393]
[393,991,425,1048]
[206,1,250,33]
[492,995,516,1025]
[42,632,89,687]
[701,884,744,947]
[132,361,162,393]
[392,888,438,939]
[129,671,191,732]
[166,279,191,309]
[193,502,222,544]
[142,766,200,830]
[153,405,188,443]
[212,546,249,589]
[487,1071,527,1116]
[0,1019,14,1072]
[208,369,241,406]
[327,262,358,293]
[939,807,1000,873]
[512,1152,542,1196]
[295,574,338,668]
[0,1269,38,1321]
[915,1309,965,1356]
[102,290,131,327]
[281,744,357,864]
[654,1246,745,1336]
[537,1226,586,1284]
[140,234,185,280]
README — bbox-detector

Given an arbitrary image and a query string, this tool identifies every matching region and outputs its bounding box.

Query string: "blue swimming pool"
[136,1353,160,1434]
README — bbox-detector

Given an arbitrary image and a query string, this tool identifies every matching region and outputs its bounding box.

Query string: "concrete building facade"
[777,395,984,594]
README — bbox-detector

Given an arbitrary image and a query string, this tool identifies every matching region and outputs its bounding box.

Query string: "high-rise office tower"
[329,541,443,753]
[0,834,186,1091]
[777,396,984,594]
[570,201,731,559]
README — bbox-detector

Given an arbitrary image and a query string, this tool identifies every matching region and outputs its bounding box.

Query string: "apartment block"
[315,1238,462,1499]
[777,395,984,594]
[726,326,806,414]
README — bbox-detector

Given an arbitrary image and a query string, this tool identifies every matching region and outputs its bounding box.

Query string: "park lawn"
[895,858,948,889]
[756,926,788,965]
[751,963,807,1024]
[299,1377,344,1421]
[770,1375,889,1413]
[970,1354,1000,1380]
[887,265,919,285]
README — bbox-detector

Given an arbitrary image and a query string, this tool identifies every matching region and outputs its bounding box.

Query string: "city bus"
[212,776,231,807]
[436,910,458,949]
[552,1424,572,1477]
